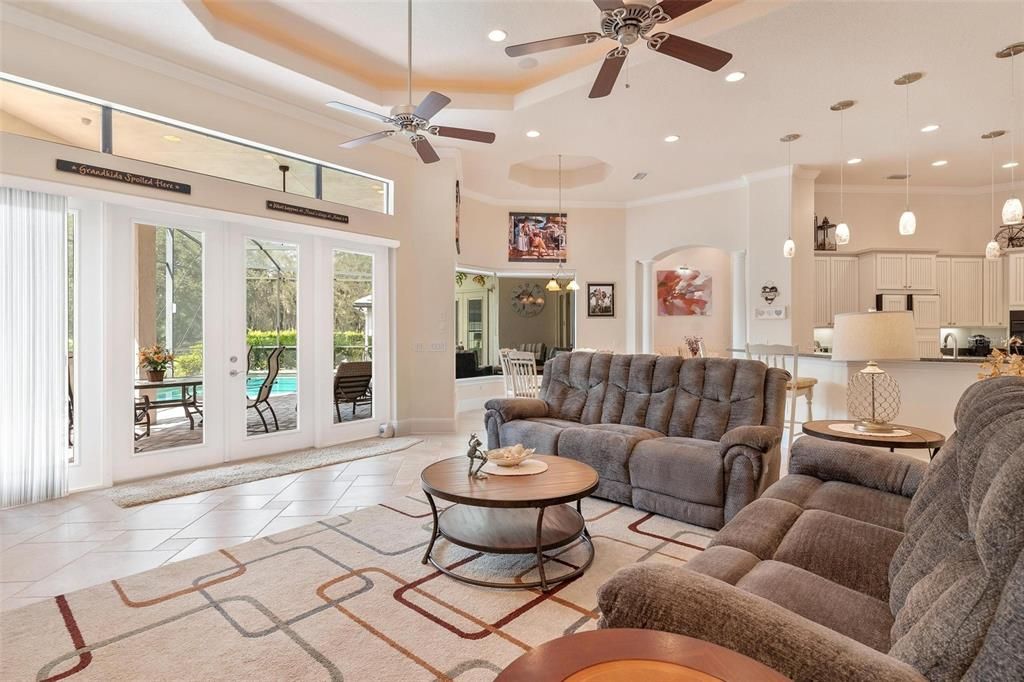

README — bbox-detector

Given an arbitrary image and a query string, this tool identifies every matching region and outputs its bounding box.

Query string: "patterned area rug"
[107,437,423,507]
[1,495,713,681]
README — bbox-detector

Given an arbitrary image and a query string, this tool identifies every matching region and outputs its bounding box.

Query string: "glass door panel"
[331,249,373,424]
[245,238,299,437]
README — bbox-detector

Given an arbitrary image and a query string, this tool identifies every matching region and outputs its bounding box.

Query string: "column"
[731,250,747,352]
[639,259,654,354]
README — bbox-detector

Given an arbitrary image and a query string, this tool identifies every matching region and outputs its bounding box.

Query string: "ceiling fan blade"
[326,101,394,124]
[414,91,451,121]
[589,48,628,99]
[338,130,395,149]
[593,0,622,10]
[432,126,496,144]
[648,32,732,71]
[411,135,440,164]
[655,0,712,21]
[505,32,603,58]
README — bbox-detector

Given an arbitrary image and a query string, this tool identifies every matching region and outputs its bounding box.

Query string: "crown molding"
[625,177,749,208]
[814,183,1013,196]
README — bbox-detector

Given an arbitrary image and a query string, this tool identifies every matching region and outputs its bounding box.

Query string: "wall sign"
[266,200,349,224]
[760,281,779,305]
[754,306,788,320]
[56,159,191,194]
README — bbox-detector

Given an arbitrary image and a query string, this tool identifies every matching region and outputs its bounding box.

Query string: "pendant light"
[998,43,1024,225]
[831,100,855,246]
[984,130,1007,259]
[895,72,922,236]
[781,133,800,258]
[546,154,573,292]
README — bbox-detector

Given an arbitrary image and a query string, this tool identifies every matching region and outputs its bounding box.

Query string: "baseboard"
[398,418,457,435]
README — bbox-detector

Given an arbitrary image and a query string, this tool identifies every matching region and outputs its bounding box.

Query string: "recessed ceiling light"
[664,134,680,143]
[1004,161,1020,169]
[724,71,746,82]
[162,134,182,143]
[847,158,863,165]
[931,160,948,167]
[525,130,541,138]
[920,124,940,133]
[488,29,507,42]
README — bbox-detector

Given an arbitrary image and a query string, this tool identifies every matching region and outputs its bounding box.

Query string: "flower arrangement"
[684,336,704,358]
[139,345,174,381]
[977,349,1024,380]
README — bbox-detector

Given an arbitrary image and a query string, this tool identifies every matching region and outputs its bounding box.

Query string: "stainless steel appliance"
[968,334,992,357]
[1011,312,1024,355]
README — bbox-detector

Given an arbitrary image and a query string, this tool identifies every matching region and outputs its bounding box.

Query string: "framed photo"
[508,212,567,263]
[656,269,712,316]
[587,282,615,318]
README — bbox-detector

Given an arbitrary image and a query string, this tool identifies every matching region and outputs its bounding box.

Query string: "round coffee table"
[802,420,945,459]
[496,629,790,681]
[419,455,598,591]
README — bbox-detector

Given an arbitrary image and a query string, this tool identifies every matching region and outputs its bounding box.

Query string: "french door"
[99,204,389,485]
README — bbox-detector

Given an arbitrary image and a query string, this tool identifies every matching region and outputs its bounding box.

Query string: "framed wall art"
[508,212,567,263]
[586,283,615,317]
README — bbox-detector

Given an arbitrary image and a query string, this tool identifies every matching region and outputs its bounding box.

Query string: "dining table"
[134,376,204,429]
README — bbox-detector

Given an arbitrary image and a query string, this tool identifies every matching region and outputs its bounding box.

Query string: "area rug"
[106,437,423,507]
[0,495,713,681]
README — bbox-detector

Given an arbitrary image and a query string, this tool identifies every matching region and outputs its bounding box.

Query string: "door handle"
[229,369,240,377]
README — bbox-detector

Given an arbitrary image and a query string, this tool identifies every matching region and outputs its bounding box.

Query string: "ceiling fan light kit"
[326,0,495,163]
[894,72,922,236]
[504,0,731,100]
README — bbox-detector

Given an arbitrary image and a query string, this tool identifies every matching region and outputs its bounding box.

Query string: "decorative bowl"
[486,444,535,467]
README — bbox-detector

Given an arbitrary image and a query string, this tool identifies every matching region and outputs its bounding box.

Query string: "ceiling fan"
[505,0,732,99]
[326,0,496,163]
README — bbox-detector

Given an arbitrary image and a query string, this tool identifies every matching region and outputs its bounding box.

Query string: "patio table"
[135,377,204,430]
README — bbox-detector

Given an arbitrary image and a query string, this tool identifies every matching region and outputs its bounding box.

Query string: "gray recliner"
[484,352,790,529]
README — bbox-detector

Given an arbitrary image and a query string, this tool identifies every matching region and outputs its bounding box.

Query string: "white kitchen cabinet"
[949,258,984,327]
[935,258,951,325]
[880,294,908,312]
[874,253,935,291]
[916,331,941,359]
[813,256,859,327]
[983,257,1007,328]
[1009,252,1024,307]
[875,253,908,290]
[813,257,831,327]
[913,295,942,329]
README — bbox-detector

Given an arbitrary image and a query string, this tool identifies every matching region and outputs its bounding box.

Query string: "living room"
[1,1,1022,680]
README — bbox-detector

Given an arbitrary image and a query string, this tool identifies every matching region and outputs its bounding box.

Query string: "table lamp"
[830,311,918,434]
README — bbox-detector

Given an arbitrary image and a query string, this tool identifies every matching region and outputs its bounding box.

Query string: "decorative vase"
[146,369,165,382]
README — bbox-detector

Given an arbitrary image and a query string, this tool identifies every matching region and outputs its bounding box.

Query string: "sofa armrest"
[598,564,926,682]
[720,425,782,523]
[789,437,927,498]
[482,398,548,449]
[720,424,782,455]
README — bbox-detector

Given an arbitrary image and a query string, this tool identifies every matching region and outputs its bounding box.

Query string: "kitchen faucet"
[943,332,958,359]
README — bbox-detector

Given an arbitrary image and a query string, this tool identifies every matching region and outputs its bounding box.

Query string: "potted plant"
[139,345,174,382]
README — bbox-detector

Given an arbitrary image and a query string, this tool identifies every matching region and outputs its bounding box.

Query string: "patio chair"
[67,355,74,447]
[248,346,284,433]
[334,360,372,421]
[134,395,151,441]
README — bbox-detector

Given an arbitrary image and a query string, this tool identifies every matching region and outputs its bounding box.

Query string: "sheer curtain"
[0,188,68,508]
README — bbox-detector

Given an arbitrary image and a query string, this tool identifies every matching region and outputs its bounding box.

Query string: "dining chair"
[745,343,816,455]
[506,349,541,399]
[498,348,515,397]
[334,360,373,421]
[248,346,284,433]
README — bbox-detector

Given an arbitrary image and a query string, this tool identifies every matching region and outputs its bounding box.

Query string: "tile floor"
[0,411,484,612]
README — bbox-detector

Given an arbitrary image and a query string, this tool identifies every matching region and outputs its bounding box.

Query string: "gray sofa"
[598,376,1024,681]
[484,352,789,529]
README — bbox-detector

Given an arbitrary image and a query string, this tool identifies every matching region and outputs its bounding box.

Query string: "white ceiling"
[7,0,1024,203]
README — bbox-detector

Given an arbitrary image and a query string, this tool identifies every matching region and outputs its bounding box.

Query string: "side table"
[802,420,945,459]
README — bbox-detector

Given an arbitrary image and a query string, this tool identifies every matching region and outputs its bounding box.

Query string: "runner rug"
[1,495,713,681]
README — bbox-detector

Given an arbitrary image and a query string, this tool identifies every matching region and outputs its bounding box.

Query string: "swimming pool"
[154,375,297,401]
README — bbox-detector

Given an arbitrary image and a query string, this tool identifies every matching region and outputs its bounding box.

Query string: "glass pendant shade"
[545,277,561,292]
[898,210,917,236]
[565,278,580,291]
[835,222,851,245]
[782,238,796,258]
[986,240,1002,260]
[1002,197,1023,225]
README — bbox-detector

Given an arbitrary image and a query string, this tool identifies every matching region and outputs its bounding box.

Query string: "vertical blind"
[0,187,68,508]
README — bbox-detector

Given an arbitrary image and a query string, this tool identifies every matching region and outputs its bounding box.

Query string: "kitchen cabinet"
[813,256,859,327]
[1010,252,1024,307]
[935,258,951,326]
[983,257,1007,328]
[949,258,984,327]
[913,295,942,329]
[880,294,908,312]
[874,253,935,291]
[916,331,941,359]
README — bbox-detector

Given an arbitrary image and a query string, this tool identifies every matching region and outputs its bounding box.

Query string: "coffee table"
[419,455,599,591]
[496,629,791,682]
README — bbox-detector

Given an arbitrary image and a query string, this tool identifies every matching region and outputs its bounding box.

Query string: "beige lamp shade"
[830,311,918,362]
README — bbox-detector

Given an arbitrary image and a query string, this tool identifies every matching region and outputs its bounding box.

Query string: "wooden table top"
[802,420,945,449]
[420,455,598,508]
[496,629,790,682]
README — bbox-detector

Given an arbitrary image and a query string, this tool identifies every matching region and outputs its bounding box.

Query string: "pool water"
[154,375,297,401]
